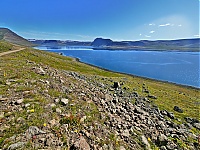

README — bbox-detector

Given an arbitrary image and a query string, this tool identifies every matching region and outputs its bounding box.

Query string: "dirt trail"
[0,48,25,57]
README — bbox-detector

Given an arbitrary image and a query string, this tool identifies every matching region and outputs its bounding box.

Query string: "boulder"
[113,82,120,89]
[60,98,69,105]
[8,142,26,150]
[71,136,90,150]
[193,123,200,130]
[167,112,175,119]
[141,135,150,149]
[15,99,24,105]
[173,106,183,113]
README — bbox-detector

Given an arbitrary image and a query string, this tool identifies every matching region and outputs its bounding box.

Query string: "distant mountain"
[91,38,200,51]
[29,39,91,47]
[30,37,199,51]
[0,28,34,46]
[91,38,113,47]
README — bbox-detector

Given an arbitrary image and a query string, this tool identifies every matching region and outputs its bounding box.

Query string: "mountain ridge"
[0,28,34,46]
[30,37,200,51]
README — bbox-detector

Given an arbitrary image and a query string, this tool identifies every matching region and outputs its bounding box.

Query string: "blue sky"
[0,0,199,41]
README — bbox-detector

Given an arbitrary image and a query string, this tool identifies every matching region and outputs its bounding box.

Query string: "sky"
[0,0,199,41]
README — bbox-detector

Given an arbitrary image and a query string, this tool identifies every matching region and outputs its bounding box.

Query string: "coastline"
[73,57,200,90]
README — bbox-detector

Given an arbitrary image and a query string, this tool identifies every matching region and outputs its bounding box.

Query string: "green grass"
[0,41,13,52]
[1,47,199,120]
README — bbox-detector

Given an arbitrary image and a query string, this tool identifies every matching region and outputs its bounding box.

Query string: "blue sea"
[36,46,200,88]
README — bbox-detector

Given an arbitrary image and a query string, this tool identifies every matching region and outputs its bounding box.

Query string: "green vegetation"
[0,41,13,52]
[0,44,199,149]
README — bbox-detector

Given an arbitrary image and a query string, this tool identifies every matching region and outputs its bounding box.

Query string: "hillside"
[0,28,34,47]
[0,42,199,149]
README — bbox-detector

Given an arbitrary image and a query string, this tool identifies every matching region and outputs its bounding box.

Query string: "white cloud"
[145,35,151,38]
[139,33,142,36]
[178,24,182,27]
[149,31,155,34]
[149,23,155,26]
[194,35,200,37]
[159,23,171,27]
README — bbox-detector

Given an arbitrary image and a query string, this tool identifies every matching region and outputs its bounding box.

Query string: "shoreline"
[73,57,200,90]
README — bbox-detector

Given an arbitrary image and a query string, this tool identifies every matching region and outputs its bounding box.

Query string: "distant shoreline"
[92,47,200,52]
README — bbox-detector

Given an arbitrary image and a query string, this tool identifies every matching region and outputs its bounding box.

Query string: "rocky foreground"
[0,55,200,149]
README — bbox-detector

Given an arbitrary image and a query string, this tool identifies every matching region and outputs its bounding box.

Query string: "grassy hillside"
[0,45,199,149]
[0,28,34,47]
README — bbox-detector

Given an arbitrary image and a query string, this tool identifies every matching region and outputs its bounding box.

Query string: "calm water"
[36,46,200,88]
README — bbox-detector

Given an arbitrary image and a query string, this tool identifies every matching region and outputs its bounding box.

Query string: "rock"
[134,106,145,114]
[166,142,177,150]
[157,134,168,146]
[71,136,90,150]
[25,103,31,108]
[160,110,168,116]
[8,142,26,150]
[141,135,150,149]
[122,129,130,137]
[54,98,59,103]
[193,123,200,130]
[80,116,87,123]
[35,67,45,75]
[173,106,183,113]
[56,108,62,114]
[160,146,167,150]
[113,82,120,89]
[119,146,126,150]
[185,117,193,123]
[26,126,46,138]
[15,99,24,105]
[16,117,26,124]
[0,112,4,119]
[60,98,69,105]
[50,103,56,107]
[148,95,157,99]
[167,112,175,119]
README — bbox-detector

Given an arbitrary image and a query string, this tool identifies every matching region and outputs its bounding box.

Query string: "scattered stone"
[35,67,46,75]
[80,116,87,123]
[119,146,126,150]
[173,106,183,113]
[8,142,26,150]
[56,108,62,114]
[26,126,46,138]
[193,123,200,130]
[148,95,157,99]
[167,112,175,119]
[54,98,59,103]
[71,136,90,150]
[185,117,193,124]
[60,98,69,105]
[141,135,150,149]
[157,134,168,146]
[16,117,26,124]
[50,103,56,108]
[25,103,31,108]
[15,99,24,105]
[113,82,120,89]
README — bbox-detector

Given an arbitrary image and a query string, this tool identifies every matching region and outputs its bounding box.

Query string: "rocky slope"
[0,48,199,150]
